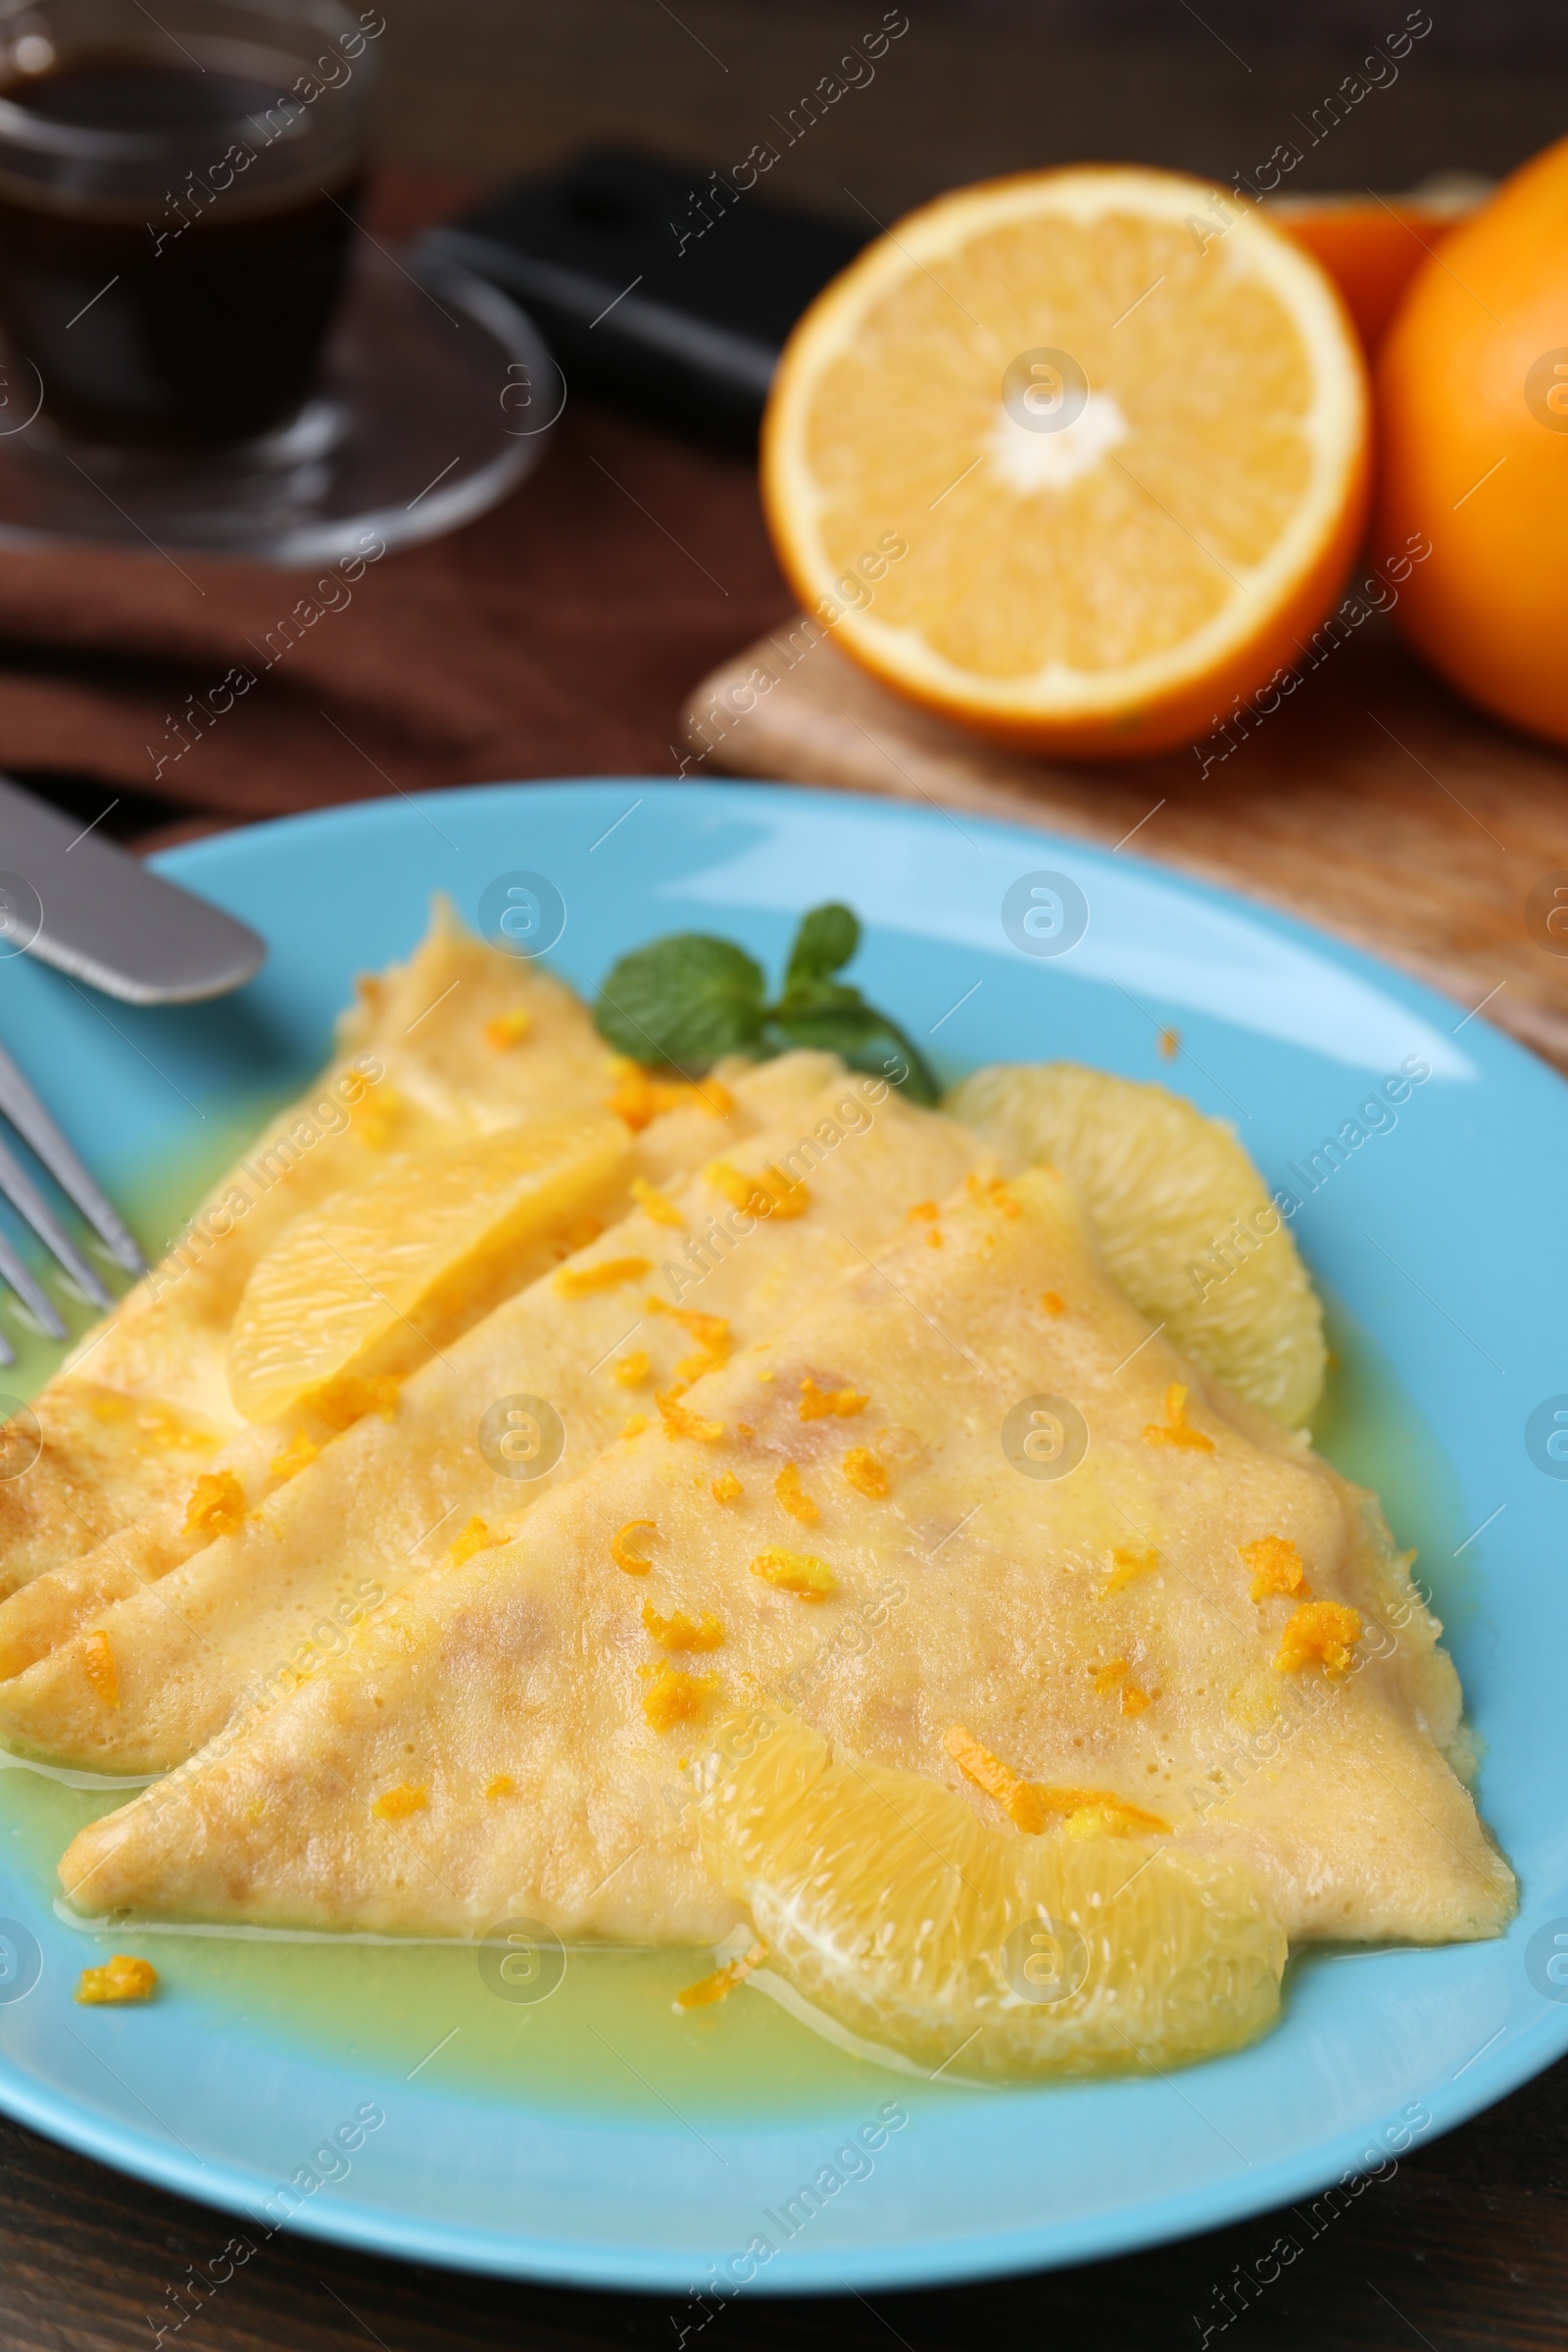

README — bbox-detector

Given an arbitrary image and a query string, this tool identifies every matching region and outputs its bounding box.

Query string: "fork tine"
[0,1039,145,1275]
[0,1222,65,1341]
[0,1132,112,1308]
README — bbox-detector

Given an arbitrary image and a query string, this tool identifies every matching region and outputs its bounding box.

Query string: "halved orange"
[763,168,1370,759]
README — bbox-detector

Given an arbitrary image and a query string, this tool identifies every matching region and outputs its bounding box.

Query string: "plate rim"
[0,2006,1564,2295]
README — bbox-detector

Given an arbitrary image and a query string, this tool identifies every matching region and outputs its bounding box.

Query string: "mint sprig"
[595,903,938,1104]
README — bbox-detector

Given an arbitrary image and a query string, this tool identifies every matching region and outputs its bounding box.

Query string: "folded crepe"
[0,1038,802,1690]
[61,1165,1514,1959]
[14,1061,982,1774]
[0,902,613,1602]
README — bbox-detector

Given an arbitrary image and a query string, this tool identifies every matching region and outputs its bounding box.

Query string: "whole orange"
[1375,135,1568,745]
[1271,192,1469,355]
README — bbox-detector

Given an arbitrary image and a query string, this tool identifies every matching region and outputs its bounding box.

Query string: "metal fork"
[0,770,262,1356]
[0,1041,147,1358]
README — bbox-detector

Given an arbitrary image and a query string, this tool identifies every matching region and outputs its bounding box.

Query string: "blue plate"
[0,778,1562,2295]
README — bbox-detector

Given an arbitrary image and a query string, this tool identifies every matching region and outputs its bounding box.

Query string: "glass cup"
[0,0,380,449]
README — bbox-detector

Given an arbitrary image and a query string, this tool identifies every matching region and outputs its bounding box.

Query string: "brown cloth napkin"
[0,173,792,832]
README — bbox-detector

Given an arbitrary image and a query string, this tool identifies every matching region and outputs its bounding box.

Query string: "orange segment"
[698,1713,1283,2079]
[763,167,1368,758]
[227,1112,627,1422]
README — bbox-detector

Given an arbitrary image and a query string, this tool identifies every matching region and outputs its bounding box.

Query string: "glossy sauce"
[0,1128,1476,2118]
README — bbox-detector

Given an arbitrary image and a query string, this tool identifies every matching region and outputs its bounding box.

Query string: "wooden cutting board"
[682,616,1568,1075]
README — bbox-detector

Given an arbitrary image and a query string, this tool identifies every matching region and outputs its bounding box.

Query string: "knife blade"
[0,774,266,1004]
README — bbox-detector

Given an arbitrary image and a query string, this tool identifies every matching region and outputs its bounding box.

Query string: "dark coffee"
[0,58,361,448]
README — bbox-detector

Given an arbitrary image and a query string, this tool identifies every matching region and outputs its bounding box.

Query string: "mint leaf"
[592,900,938,1102]
[769,1003,886,1055]
[596,934,765,1072]
[775,902,937,1101]
[785,902,858,994]
[772,1004,938,1103]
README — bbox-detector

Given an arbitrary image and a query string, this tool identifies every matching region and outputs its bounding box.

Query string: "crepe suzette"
[61,1161,1514,2078]
[0,893,814,1682]
[4,1058,982,1774]
[0,902,624,1608]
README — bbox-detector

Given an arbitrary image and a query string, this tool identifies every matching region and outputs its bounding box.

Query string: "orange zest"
[269,1429,318,1482]
[1143,1383,1215,1453]
[710,1472,743,1503]
[799,1374,867,1421]
[446,1516,500,1571]
[1274,1599,1362,1679]
[638,1661,717,1732]
[750,1546,836,1601]
[483,1007,532,1051]
[1101,1545,1156,1595]
[657,1393,724,1444]
[945,1724,1169,1838]
[372,1783,427,1820]
[945,1722,1043,1832]
[841,1446,889,1498]
[183,1469,246,1543]
[647,1299,731,1372]
[76,1954,156,2004]
[612,1520,658,1575]
[709,1161,808,1220]
[81,1629,119,1709]
[1242,1534,1310,1602]
[642,1602,724,1650]
[673,1939,766,2012]
[554,1255,652,1298]
[631,1176,684,1227]
[606,1062,732,1132]
[774,1462,818,1523]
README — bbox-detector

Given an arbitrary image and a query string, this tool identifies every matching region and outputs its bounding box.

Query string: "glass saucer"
[0,243,563,565]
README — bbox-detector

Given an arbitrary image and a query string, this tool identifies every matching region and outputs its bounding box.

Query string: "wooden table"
[684,614,1568,1074]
